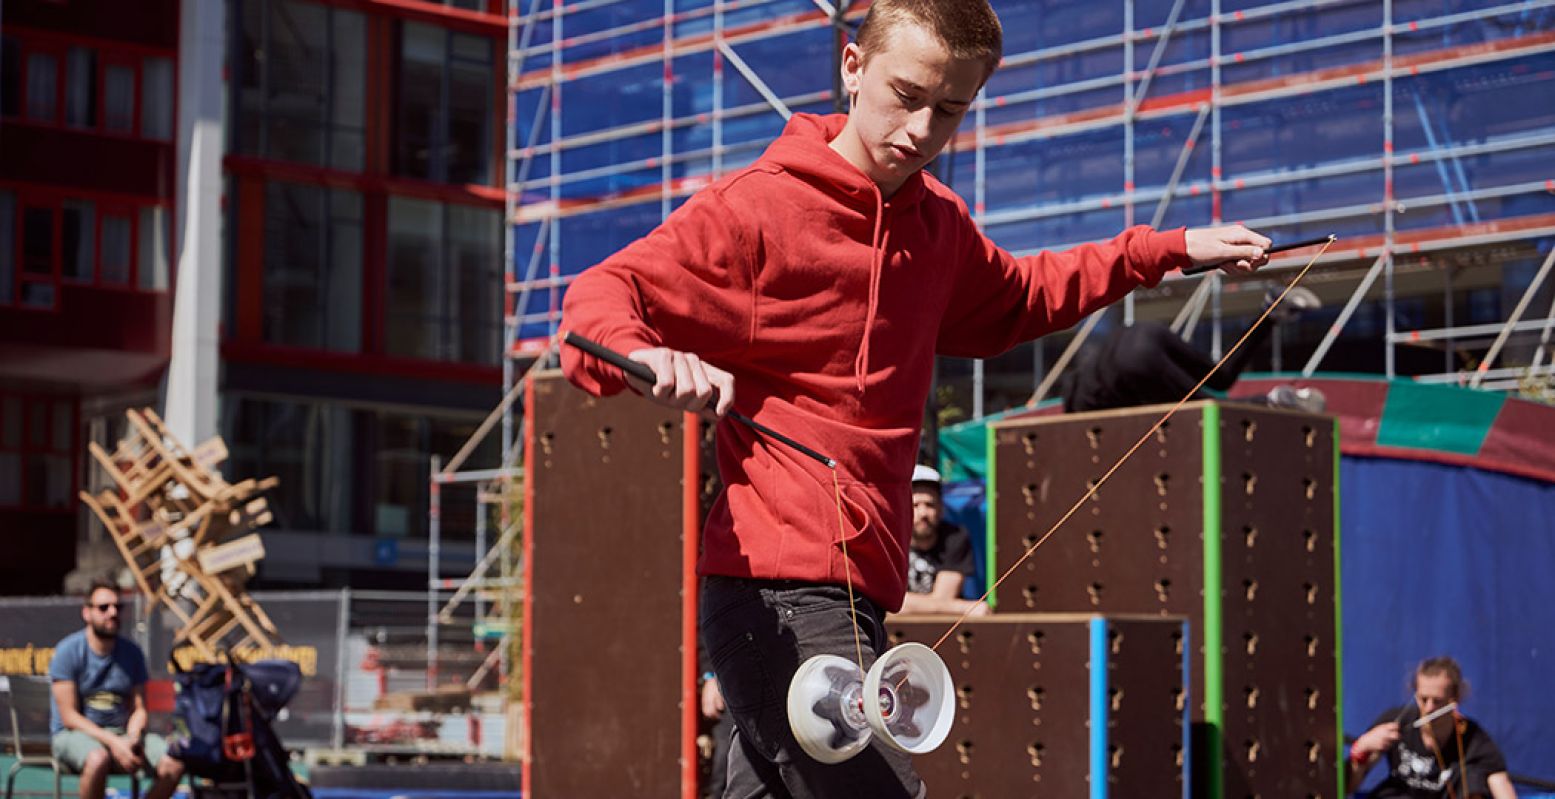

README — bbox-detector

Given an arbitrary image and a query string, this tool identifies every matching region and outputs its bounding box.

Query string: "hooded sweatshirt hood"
[561,113,1189,610]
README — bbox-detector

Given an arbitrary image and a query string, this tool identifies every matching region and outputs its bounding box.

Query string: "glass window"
[1,397,19,448]
[373,413,424,538]
[22,207,53,277]
[262,182,362,351]
[141,57,174,140]
[0,453,17,506]
[101,213,132,285]
[237,0,365,170]
[52,400,72,450]
[30,454,72,508]
[66,48,97,128]
[224,397,355,532]
[1,38,19,117]
[0,192,13,305]
[447,204,501,363]
[62,201,94,281]
[263,1,329,165]
[27,400,47,449]
[386,196,443,360]
[397,23,442,182]
[138,207,169,290]
[25,52,58,121]
[447,34,492,185]
[395,23,492,185]
[386,198,501,364]
[104,64,135,133]
[330,12,366,170]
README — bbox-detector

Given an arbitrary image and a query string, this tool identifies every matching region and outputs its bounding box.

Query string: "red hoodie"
[561,113,1190,611]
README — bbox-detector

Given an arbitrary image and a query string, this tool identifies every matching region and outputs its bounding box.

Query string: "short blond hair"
[855,0,1004,76]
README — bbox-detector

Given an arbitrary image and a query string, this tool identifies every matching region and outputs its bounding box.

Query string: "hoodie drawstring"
[855,191,890,393]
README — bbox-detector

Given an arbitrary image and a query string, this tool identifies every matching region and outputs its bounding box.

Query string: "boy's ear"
[840,42,865,99]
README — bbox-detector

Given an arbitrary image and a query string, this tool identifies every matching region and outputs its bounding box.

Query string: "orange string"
[929,238,1337,654]
[832,468,867,674]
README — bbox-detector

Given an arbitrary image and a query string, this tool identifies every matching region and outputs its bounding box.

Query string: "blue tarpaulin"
[1342,457,1555,789]
[946,455,1555,788]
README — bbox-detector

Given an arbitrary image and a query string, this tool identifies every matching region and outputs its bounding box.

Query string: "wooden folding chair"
[79,490,172,602]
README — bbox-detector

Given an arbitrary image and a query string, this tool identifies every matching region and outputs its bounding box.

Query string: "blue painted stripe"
[1090,617,1108,799]
[1181,620,1192,799]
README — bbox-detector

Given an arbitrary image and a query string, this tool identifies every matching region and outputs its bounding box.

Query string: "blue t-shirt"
[47,630,149,735]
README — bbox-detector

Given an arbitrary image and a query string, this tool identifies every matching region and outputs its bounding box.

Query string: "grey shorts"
[51,728,169,774]
[700,575,927,799]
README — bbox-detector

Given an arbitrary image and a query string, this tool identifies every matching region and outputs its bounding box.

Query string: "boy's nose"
[906,107,935,142]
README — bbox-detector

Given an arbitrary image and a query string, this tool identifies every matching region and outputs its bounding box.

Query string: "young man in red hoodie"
[562,1,1272,795]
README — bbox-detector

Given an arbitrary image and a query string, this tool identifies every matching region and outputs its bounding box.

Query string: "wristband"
[701,671,716,683]
[1349,746,1370,765]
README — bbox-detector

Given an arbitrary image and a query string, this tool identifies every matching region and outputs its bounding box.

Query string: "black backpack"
[169,658,311,799]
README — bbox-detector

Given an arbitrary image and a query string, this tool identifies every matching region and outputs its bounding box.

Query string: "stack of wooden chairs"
[79,408,282,660]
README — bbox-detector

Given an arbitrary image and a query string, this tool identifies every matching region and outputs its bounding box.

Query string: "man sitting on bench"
[48,577,185,799]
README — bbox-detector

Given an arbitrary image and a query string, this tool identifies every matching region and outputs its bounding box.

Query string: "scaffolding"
[430,0,1555,701]
[415,0,1555,755]
[497,0,1555,417]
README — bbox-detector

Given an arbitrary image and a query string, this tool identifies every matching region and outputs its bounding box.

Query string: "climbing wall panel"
[989,401,1340,799]
[889,614,1188,798]
[525,370,691,798]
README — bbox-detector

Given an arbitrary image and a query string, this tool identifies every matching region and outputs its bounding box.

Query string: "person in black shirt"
[898,465,990,617]
[1060,288,1324,414]
[1349,656,1516,798]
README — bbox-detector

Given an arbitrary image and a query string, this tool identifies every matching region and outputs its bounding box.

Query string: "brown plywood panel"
[991,406,1207,621]
[991,403,1339,799]
[1216,407,1338,799]
[528,372,687,798]
[1108,618,1189,798]
[992,405,1209,717]
[888,615,1185,798]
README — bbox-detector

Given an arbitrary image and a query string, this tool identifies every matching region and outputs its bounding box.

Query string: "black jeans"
[700,576,925,799]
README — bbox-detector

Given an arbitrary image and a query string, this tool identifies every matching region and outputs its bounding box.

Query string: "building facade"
[0,0,510,594]
[507,0,1555,420]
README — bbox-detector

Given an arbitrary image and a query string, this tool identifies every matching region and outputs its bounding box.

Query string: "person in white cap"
[899,464,991,617]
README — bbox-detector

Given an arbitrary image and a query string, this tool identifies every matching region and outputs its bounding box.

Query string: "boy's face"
[839,22,986,192]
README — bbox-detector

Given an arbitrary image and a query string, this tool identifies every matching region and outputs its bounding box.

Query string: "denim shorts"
[700,575,926,799]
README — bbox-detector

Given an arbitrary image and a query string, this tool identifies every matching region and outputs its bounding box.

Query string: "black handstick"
[1181,234,1336,276]
[562,331,838,469]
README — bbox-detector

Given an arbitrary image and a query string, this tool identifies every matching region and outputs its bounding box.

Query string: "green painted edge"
[1334,417,1346,799]
[1202,403,1224,799]
[985,421,998,611]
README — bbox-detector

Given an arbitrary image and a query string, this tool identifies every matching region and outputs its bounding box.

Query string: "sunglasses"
[90,603,126,614]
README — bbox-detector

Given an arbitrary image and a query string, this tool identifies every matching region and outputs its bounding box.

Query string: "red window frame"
[3,27,172,143]
[0,181,167,307]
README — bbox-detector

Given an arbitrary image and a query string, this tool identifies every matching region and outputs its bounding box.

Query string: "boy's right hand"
[626,348,737,417]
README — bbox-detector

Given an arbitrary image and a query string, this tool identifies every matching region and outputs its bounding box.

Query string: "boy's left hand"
[1184,224,1272,273]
